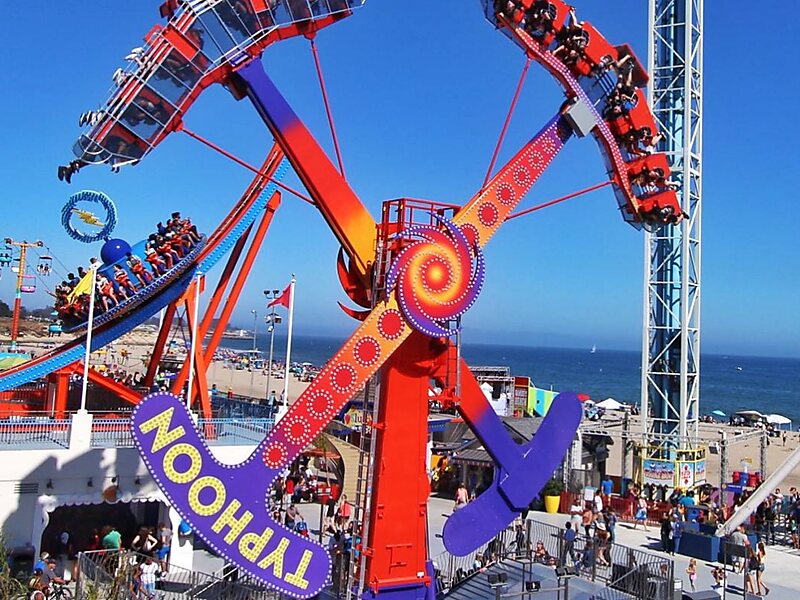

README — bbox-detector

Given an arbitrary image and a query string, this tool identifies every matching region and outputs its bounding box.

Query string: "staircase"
[75,549,283,600]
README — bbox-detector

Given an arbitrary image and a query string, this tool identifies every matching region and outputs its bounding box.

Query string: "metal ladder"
[343,376,382,599]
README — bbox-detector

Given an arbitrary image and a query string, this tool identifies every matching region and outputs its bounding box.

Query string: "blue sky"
[0,1,797,358]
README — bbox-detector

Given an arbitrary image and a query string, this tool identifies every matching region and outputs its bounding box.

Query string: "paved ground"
[295,496,800,599]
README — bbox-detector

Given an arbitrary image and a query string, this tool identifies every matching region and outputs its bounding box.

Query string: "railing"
[90,418,133,448]
[75,549,284,600]
[198,418,274,446]
[433,518,675,600]
[0,417,71,449]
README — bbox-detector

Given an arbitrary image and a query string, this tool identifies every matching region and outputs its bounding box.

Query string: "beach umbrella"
[711,410,726,417]
[597,398,624,410]
[766,414,791,425]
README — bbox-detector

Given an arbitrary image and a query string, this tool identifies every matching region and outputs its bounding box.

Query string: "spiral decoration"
[386,216,485,337]
[62,190,118,243]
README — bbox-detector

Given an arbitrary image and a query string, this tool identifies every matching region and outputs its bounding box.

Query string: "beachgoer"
[454,482,469,511]
[633,496,648,531]
[685,559,697,591]
[756,541,770,595]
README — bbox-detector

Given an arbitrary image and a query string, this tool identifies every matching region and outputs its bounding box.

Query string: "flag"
[268,284,291,309]
[67,271,94,303]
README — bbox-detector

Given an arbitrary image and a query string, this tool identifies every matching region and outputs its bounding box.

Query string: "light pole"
[250,309,258,391]
[263,289,282,410]
[251,309,258,351]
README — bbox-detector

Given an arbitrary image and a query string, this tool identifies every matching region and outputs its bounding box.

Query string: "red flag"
[268,284,291,309]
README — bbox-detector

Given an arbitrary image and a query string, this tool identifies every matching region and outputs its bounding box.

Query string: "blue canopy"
[711,410,726,417]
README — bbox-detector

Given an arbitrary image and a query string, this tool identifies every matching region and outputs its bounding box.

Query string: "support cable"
[483,57,532,188]
[505,180,612,221]
[310,38,347,180]
[179,126,316,206]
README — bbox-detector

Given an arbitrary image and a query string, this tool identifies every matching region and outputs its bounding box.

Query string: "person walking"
[671,515,684,555]
[660,517,672,553]
[454,483,469,511]
[560,522,578,567]
[686,558,697,591]
[756,541,770,596]
[633,496,648,531]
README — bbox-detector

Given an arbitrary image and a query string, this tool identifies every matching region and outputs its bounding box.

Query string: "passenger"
[126,252,153,287]
[288,0,312,21]
[523,1,555,39]
[96,273,119,312]
[553,7,586,63]
[112,264,138,297]
[57,159,87,184]
[145,244,168,275]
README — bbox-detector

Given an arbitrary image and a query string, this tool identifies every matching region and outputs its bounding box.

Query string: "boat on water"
[590,344,597,354]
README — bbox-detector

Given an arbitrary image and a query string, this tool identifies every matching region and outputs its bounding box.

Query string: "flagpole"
[280,276,296,415]
[79,266,98,414]
[186,274,202,410]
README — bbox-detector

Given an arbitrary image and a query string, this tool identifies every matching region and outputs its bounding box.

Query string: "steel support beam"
[642,0,704,454]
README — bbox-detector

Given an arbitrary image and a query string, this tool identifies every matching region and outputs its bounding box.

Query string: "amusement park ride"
[0,1,694,598]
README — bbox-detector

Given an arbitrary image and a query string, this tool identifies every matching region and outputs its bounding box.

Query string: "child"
[686,558,697,591]
[710,564,726,589]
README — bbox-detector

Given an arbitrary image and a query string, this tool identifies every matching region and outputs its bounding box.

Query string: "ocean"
[221,335,800,425]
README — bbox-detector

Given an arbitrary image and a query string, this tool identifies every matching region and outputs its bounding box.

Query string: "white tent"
[766,414,791,425]
[597,398,624,410]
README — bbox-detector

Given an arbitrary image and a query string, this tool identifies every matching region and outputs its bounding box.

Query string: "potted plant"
[541,477,564,514]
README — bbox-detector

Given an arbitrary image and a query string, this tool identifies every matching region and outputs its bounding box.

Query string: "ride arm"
[233,59,377,285]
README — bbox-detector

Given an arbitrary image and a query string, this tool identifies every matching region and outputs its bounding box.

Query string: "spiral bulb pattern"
[386,217,485,337]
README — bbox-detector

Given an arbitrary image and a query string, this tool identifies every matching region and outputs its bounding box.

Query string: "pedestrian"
[633,496,648,531]
[744,547,759,595]
[560,521,577,566]
[139,553,160,597]
[131,527,158,554]
[582,504,594,538]
[54,529,72,578]
[671,514,684,555]
[337,494,352,526]
[454,483,469,511]
[157,522,172,573]
[660,517,672,553]
[730,524,749,573]
[756,541,770,596]
[605,509,617,544]
[686,558,697,591]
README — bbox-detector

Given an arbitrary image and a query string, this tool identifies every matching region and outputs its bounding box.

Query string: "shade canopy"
[597,398,624,410]
[766,414,791,425]
[711,410,726,417]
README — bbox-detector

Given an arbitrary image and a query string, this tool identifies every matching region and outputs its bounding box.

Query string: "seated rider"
[126,252,153,286]
[96,273,119,312]
[112,264,138,297]
[144,244,168,275]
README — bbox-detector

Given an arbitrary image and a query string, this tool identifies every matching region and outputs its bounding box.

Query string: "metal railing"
[433,518,675,600]
[0,418,71,449]
[75,549,284,600]
[198,418,273,446]
[90,418,133,448]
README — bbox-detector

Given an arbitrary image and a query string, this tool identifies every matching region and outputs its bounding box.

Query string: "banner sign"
[132,394,330,598]
[694,460,706,485]
[642,460,675,486]
[678,462,695,489]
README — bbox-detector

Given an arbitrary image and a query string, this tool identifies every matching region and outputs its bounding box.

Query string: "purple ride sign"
[132,393,331,598]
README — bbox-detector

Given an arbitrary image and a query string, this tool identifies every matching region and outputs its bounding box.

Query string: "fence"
[0,417,71,449]
[433,518,675,600]
[198,418,274,445]
[75,549,284,600]
[90,418,133,448]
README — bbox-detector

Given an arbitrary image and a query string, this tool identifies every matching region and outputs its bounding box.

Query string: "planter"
[544,495,561,513]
